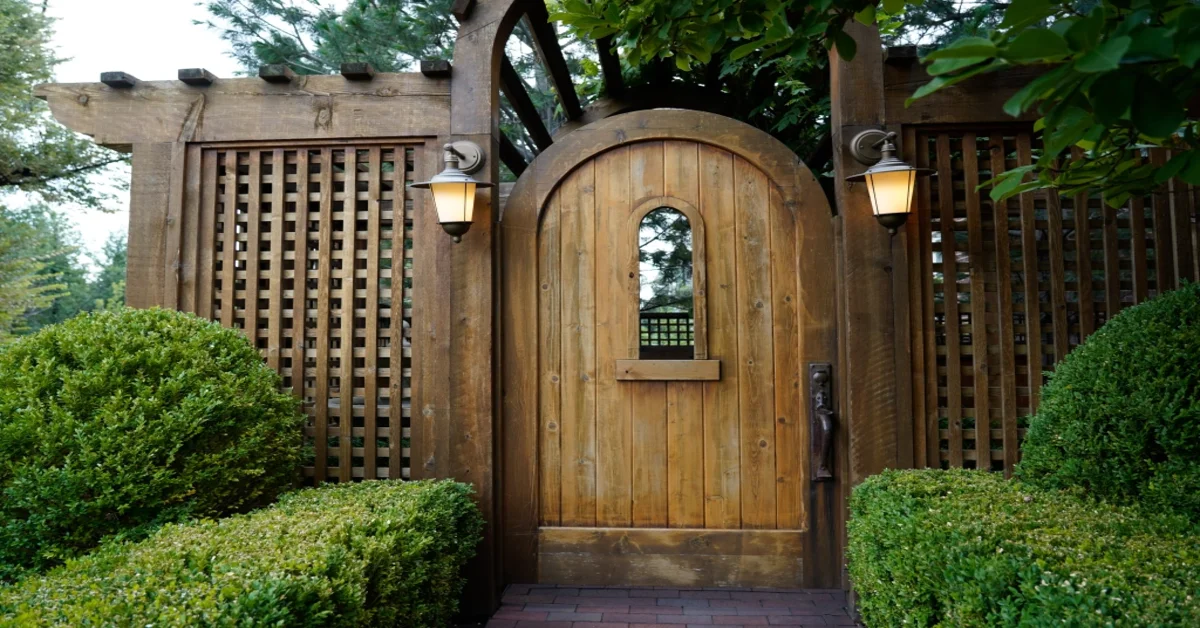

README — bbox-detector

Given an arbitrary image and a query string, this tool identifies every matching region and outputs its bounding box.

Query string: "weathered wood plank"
[593,146,633,527]
[770,184,803,529]
[539,195,563,526]
[936,135,962,467]
[734,156,777,529]
[266,149,285,372]
[559,161,598,526]
[538,527,805,588]
[989,136,1019,477]
[615,360,720,381]
[338,148,357,483]
[292,149,310,421]
[197,149,218,319]
[698,144,741,530]
[244,150,262,345]
[1150,149,1176,293]
[1016,134,1042,410]
[314,148,334,484]
[963,134,990,467]
[1046,190,1069,364]
[127,143,173,308]
[363,146,381,479]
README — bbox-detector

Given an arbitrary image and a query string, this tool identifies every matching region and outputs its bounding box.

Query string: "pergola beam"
[499,132,528,177]
[499,55,553,152]
[596,36,624,97]
[524,3,583,120]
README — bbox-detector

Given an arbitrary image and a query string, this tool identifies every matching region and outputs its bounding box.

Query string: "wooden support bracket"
[450,0,475,20]
[500,55,553,152]
[177,68,216,86]
[596,37,624,97]
[258,64,295,84]
[340,62,375,81]
[100,72,138,88]
[499,132,528,177]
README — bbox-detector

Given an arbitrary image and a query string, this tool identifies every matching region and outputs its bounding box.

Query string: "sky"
[43,0,245,264]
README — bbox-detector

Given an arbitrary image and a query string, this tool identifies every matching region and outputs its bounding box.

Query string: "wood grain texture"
[539,194,563,526]
[538,527,804,588]
[989,136,1020,477]
[127,143,174,308]
[1016,135,1042,411]
[615,360,720,381]
[963,135,989,467]
[936,135,962,468]
[770,184,804,529]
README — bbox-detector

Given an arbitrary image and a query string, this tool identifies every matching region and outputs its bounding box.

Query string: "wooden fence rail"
[904,126,1200,475]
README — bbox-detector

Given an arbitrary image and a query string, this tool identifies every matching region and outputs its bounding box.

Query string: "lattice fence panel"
[906,128,1200,475]
[210,143,417,484]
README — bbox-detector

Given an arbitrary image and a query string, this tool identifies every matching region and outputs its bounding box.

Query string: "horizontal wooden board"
[615,359,720,381]
[538,526,804,588]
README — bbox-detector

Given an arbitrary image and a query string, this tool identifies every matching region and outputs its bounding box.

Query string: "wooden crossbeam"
[524,4,583,120]
[596,37,624,97]
[500,55,553,152]
[499,132,528,177]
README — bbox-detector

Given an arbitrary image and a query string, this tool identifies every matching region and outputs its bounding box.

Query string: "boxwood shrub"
[1017,282,1200,520]
[848,469,1200,627]
[0,480,483,627]
[0,308,304,580]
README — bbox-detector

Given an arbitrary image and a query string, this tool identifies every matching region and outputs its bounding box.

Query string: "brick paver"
[487,586,858,628]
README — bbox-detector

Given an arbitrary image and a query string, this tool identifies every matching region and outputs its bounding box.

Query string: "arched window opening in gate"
[638,207,694,360]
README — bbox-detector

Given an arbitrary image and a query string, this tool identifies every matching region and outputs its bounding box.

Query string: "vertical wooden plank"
[539,196,563,525]
[292,150,310,419]
[220,150,238,329]
[1016,134,1042,410]
[315,148,334,484]
[126,143,173,308]
[903,127,927,468]
[918,134,938,467]
[1168,153,1196,285]
[593,147,633,527]
[179,144,202,314]
[339,148,357,483]
[770,185,803,528]
[245,150,262,346]
[629,141,667,528]
[267,149,285,372]
[560,161,598,527]
[663,140,705,528]
[164,142,186,310]
[1131,194,1149,304]
[389,146,410,479]
[734,156,776,529]
[936,135,962,468]
[197,149,218,319]
[1072,148,1095,339]
[363,146,381,479]
[1150,149,1176,293]
[698,145,741,529]
[990,137,1019,477]
[963,135,990,469]
[1046,191,1069,365]
[1102,193,1121,321]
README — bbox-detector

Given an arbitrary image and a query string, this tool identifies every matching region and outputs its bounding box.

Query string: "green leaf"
[988,166,1036,201]
[1002,29,1070,61]
[1123,27,1173,62]
[1001,0,1054,28]
[1065,8,1105,52]
[729,38,766,60]
[923,37,999,61]
[854,5,876,26]
[928,57,989,76]
[1153,153,1192,184]
[883,0,906,13]
[1180,154,1200,185]
[908,60,1007,104]
[1088,70,1136,125]
[834,30,857,61]
[1001,64,1073,117]
[1131,75,1186,138]
[1074,36,1131,73]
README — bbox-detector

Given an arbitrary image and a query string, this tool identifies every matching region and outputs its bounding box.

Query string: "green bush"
[0,480,484,627]
[1017,283,1200,519]
[0,308,304,580]
[848,469,1200,627]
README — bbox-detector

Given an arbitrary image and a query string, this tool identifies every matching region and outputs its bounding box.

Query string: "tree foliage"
[638,208,693,313]
[916,0,1200,207]
[0,0,123,209]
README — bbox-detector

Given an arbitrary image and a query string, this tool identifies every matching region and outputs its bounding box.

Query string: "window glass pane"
[638,208,694,360]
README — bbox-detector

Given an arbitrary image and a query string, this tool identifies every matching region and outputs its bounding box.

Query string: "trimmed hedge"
[0,480,483,627]
[0,308,304,580]
[848,469,1200,627]
[1018,283,1200,520]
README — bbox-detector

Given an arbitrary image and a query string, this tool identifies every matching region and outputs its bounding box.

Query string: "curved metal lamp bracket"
[446,140,486,174]
[849,129,891,166]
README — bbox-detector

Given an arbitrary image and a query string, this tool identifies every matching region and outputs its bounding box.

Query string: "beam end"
[178,68,216,86]
[420,59,452,78]
[340,62,376,81]
[100,72,138,88]
[258,64,296,84]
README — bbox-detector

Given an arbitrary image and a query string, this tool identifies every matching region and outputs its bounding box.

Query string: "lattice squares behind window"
[211,144,416,484]
[907,128,1199,476]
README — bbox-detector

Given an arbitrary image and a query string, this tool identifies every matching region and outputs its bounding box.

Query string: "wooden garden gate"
[500,110,843,589]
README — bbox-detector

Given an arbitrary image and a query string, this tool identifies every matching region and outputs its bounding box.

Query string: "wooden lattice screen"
[904,126,1200,475]
[206,143,419,484]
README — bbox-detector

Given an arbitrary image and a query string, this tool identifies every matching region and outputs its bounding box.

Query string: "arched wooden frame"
[626,196,708,360]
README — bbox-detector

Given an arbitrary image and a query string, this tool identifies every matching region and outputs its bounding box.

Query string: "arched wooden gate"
[501,110,844,589]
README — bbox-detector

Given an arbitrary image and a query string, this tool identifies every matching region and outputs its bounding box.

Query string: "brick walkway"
[487,585,858,627]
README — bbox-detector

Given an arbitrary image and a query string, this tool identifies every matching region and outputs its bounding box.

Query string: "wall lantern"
[845,130,932,234]
[410,141,493,243]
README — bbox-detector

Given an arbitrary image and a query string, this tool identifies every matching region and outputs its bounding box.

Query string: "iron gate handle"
[810,363,836,481]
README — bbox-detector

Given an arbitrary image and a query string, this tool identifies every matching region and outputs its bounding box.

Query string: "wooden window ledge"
[615,359,720,381]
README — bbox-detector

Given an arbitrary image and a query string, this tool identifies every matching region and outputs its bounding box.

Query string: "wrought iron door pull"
[810,363,836,481]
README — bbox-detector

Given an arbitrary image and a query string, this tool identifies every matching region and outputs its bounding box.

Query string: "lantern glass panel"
[430,181,476,224]
[865,169,915,216]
